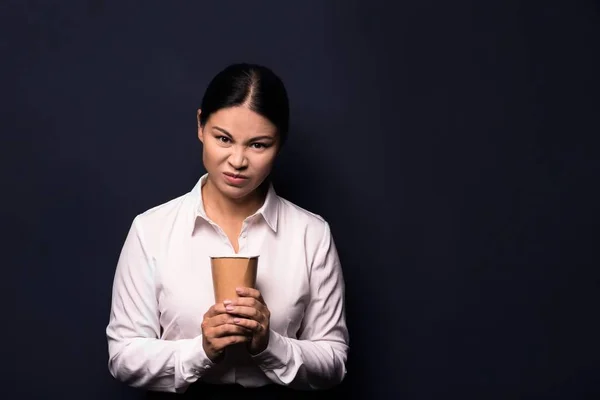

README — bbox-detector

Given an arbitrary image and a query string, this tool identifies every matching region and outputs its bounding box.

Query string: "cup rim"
[209,254,260,259]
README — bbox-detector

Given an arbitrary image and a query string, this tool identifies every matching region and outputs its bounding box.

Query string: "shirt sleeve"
[250,220,349,389]
[106,217,215,393]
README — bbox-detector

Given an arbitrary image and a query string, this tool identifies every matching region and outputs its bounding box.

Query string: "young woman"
[106,64,349,397]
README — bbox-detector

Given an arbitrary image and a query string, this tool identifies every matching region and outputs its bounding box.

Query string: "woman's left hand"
[224,287,271,355]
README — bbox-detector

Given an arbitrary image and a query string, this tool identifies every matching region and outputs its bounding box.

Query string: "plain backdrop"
[2,1,599,399]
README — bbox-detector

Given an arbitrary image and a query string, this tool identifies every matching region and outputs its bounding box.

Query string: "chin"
[220,182,254,200]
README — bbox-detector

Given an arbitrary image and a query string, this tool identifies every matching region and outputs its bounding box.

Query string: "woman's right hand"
[201,302,252,362]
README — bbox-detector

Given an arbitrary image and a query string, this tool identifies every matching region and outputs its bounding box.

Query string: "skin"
[196,105,280,362]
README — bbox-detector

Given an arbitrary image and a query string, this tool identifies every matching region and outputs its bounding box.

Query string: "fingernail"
[226,305,234,311]
[223,300,232,305]
[235,287,243,293]
[233,318,240,323]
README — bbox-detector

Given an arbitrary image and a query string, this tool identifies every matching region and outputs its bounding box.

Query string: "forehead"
[207,106,276,137]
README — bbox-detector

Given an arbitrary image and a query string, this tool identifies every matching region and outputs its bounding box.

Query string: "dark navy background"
[2,1,598,399]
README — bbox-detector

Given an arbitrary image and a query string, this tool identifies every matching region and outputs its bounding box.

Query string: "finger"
[204,303,228,318]
[207,313,246,328]
[202,313,252,335]
[232,317,262,332]
[226,296,263,310]
[212,302,230,314]
[202,308,229,332]
[217,315,256,334]
[224,304,261,320]
[203,305,218,318]
[212,335,251,351]
[235,287,263,301]
[211,323,253,338]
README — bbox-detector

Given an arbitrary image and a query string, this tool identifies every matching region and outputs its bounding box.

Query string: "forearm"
[107,218,217,392]
[250,221,349,389]
[107,334,214,392]
[251,330,348,390]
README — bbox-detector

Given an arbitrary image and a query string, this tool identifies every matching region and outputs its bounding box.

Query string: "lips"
[222,172,249,186]
[224,172,248,179]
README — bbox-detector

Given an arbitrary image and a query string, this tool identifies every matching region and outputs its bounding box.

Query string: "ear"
[197,109,204,143]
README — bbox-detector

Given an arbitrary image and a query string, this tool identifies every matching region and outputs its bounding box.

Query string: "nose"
[228,146,248,170]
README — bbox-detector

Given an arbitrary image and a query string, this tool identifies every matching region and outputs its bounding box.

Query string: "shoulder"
[137,192,189,222]
[129,190,195,243]
[276,195,340,268]
[277,195,331,240]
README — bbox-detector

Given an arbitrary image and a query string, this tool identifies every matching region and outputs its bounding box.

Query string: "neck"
[201,176,268,222]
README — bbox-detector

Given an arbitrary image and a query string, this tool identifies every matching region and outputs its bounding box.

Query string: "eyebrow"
[212,126,275,142]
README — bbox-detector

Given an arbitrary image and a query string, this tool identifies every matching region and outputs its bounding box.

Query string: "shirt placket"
[208,222,230,249]
[205,216,255,255]
[238,216,254,254]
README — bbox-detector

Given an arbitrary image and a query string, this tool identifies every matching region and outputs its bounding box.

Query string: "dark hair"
[199,63,290,145]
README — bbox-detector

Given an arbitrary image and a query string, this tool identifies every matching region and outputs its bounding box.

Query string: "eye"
[216,136,231,143]
[251,142,269,149]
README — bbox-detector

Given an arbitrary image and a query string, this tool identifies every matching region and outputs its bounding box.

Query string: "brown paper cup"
[210,255,259,303]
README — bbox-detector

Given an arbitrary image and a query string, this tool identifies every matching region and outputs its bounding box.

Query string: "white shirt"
[106,174,349,393]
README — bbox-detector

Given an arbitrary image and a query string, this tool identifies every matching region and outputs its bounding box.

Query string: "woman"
[106,64,349,397]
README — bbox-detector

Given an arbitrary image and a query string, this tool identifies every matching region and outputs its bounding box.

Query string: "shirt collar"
[190,173,279,234]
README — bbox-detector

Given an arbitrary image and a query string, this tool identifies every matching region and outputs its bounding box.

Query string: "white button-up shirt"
[106,174,349,393]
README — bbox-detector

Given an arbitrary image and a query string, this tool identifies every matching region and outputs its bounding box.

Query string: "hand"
[224,287,271,355]
[201,302,253,362]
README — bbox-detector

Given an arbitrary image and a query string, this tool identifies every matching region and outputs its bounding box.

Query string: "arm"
[106,217,215,393]
[251,221,349,390]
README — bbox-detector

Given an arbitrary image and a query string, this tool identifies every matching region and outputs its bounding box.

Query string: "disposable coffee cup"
[210,255,259,303]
